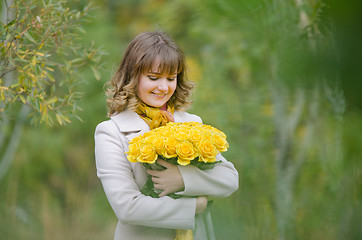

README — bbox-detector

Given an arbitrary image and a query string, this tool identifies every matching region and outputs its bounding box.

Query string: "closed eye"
[148,76,158,81]
[167,77,176,81]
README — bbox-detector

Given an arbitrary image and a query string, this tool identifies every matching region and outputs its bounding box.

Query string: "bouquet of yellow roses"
[126,121,229,198]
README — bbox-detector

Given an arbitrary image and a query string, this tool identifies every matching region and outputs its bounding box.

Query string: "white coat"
[94,109,239,240]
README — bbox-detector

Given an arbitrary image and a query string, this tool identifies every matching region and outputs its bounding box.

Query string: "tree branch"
[0,67,17,79]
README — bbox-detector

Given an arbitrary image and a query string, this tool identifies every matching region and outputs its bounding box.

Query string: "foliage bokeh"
[1,0,361,239]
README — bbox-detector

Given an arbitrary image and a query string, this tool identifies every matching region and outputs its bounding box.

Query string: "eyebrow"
[148,71,177,76]
[148,71,161,75]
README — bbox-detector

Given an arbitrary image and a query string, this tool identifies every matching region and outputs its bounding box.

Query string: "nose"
[157,78,168,91]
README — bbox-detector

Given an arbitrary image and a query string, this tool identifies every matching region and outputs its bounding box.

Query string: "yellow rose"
[152,136,165,154]
[201,124,214,131]
[219,131,226,139]
[174,127,189,141]
[177,158,191,166]
[126,141,141,162]
[189,128,204,144]
[202,133,213,141]
[197,139,218,163]
[138,144,158,164]
[167,122,177,127]
[141,135,154,145]
[176,141,198,165]
[160,129,173,138]
[207,125,227,139]
[213,134,229,152]
[188,122,202,127]
[142,131,152,138]
[130,135,142,144]
[162,137,178,158]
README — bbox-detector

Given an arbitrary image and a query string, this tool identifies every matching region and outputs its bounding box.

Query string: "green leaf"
[77,27,86,34]
[56,113,63,125]
[47,97,58,104]
[6,20,16,27]
[74,115,84,123]
[91,65,101,80]
[70,58,83,64]
[19,95,26,104]
[62,115,71,123]
[15,58,29,64]
[47,72,56,82]
[11,95,17,102]
[35,99,40,111]
[24,31,36,43]
[32,55,37,66]
[0,90,5,102]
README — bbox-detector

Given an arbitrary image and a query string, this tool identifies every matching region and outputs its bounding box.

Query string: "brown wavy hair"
[106,31,195,116]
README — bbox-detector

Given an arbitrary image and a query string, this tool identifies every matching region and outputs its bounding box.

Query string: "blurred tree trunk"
[271,82,320,239]
[0,0,26,182]
[0,104,30,181]
[270,1,336,239]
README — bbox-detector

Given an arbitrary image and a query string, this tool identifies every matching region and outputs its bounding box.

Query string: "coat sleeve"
[175,112,239,198]
[95,121,196,229]
[176,153,239,198]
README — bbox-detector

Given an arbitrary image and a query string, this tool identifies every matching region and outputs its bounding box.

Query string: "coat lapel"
[110,109,150,141]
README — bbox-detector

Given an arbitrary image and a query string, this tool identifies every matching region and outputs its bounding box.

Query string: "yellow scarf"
[136,103,194,240]
[136,103,175,130]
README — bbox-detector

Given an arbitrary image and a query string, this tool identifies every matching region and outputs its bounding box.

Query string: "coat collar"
[110,109,149,133]
[110,109,190,133]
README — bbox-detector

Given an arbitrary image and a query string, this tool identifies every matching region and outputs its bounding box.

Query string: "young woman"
[94,31,239,240]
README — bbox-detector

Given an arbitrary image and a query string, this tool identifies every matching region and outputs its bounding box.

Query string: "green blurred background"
[1,0,362,239]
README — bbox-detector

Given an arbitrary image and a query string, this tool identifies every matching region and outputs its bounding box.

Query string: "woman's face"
[137,65,177,108]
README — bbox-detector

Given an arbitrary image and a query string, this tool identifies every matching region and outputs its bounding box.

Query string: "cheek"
[136,83,144,99]
[170,81,177,94]
[137,77,152,95]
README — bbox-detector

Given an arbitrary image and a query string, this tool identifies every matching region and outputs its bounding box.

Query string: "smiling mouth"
[152,92,167,97]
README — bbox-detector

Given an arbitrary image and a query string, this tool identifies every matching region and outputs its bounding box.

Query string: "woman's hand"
[146,159,185,197]
[195,196,208,214]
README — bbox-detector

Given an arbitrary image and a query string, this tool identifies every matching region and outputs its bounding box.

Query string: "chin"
[144,101,164,108]
[153,103,166,108]
[149,99,170,108]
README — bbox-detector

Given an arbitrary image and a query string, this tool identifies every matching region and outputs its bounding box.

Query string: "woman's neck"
[160,104,167,111]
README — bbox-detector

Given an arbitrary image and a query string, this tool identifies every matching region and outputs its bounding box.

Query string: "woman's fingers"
[158,190,168,197]
[152,176,160,183]
[154,183,163,189]
[196,196,208,214]
[153,184,170,197]
[156,159,174,168]
[146,159,176,177]
[146,159,185,196]
[146,169,160,177]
